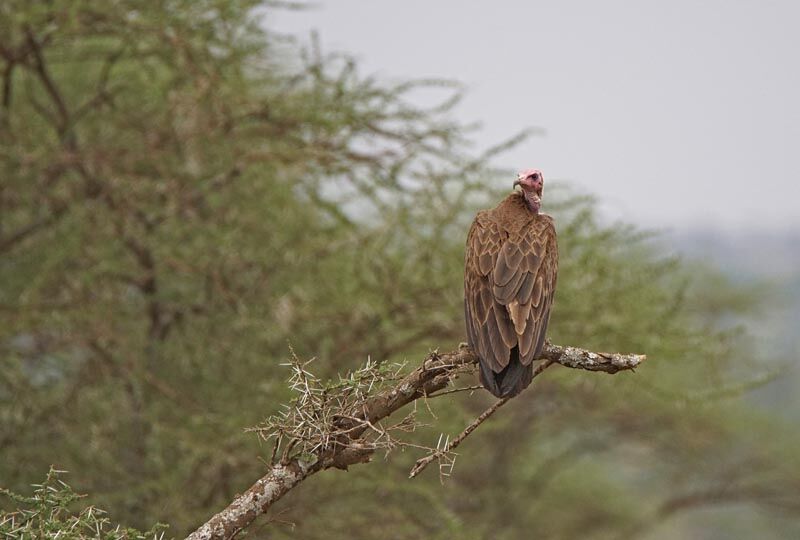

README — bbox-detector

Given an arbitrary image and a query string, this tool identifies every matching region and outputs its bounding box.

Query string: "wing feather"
[517,272,535,301]
[519,222,558,365]
[493,269,525,304]
[494,243,524,286]
[485,305,511,368]
[493,300,518,349]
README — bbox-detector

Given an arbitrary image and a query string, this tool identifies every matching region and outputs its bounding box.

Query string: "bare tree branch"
[1,60,14,127]
[23,26,71,136]
[0,208,64,253]
[186,343,645,540]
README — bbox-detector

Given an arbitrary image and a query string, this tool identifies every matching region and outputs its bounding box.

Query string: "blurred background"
[1,1,798,539]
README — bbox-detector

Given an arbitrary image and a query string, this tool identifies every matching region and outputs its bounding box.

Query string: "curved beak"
[513,178,521,189]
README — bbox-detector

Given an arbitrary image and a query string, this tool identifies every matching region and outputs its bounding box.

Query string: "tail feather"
[479,346,533,398]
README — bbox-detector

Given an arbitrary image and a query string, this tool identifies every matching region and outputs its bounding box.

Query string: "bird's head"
[513,168,544,213]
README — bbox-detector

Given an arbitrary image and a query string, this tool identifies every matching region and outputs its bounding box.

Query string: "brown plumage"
[464,170,558,397]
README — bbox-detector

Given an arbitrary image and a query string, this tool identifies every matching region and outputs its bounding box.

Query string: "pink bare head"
[513,168,544,213]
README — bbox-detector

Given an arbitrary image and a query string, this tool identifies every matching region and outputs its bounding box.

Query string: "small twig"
[409,359,556,479]
[23,26,71,134]
[280,439,297,464]
[427,385,485,398]
[409,397,508,479]
[269,434,281,465]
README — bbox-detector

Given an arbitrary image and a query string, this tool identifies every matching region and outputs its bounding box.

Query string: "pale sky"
[269,1,800,232]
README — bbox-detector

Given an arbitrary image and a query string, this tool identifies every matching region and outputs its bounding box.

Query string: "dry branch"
[186,343,645,540]
[409,358,556,479]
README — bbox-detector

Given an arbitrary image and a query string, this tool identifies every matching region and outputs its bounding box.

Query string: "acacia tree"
[1,2,798,539]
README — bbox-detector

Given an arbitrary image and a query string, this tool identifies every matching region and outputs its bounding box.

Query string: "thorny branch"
[186,343,645,540]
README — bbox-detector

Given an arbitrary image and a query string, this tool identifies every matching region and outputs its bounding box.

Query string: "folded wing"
[464,211,558,377]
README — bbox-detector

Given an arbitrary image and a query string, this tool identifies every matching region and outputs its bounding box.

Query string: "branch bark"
[186,343,645,540]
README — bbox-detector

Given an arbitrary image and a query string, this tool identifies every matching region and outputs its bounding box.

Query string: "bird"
[464,168,558,398]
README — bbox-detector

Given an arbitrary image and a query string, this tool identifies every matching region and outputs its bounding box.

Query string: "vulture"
[464,169,558,398]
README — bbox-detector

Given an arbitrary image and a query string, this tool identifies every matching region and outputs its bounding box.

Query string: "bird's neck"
[512,191,540,215]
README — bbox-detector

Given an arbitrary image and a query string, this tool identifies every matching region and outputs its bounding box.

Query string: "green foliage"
[1,2,798,540]
[0,468,165,540]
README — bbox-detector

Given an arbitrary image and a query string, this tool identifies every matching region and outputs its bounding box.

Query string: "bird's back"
[464,192,558,397]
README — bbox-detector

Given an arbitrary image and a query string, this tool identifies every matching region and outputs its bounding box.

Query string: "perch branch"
[186,343,645,540]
